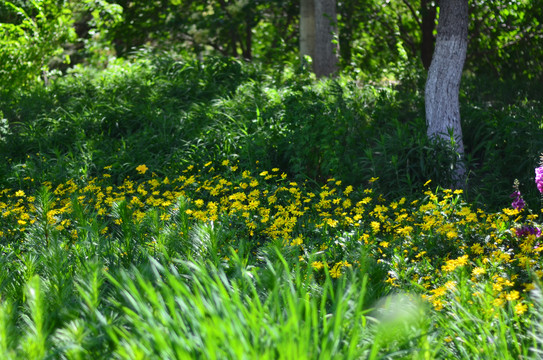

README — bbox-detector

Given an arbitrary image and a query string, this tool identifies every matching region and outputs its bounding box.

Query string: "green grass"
[1,52,543,358]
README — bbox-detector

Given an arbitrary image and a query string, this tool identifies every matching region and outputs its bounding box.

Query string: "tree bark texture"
[300,0,338,77]
[425,0,469,184]
[300,0,316,60]
[313,0,338,77]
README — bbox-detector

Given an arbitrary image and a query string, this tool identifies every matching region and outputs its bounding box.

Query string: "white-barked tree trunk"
[425,0,469,186]
[300,0,338,77]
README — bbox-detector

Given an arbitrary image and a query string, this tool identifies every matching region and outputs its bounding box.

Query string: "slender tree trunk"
[420,0,436,70]
[425,0,469,186]
[300,0,316,61]
[338,1,353,66]
[313,0,338,77]
[243,24,252,60]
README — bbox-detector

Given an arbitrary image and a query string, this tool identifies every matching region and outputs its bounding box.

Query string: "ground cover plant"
[1,53,543,358]
[1,159,543,358]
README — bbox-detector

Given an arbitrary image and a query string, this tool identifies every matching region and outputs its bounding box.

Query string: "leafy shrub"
[0,0,75,96]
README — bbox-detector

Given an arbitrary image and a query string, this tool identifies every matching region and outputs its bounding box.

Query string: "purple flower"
[536,166,543,193]
[515,225,541,238]
[510,191,525,210]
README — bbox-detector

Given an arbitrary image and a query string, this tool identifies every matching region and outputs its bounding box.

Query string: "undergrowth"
[1,52,543,358]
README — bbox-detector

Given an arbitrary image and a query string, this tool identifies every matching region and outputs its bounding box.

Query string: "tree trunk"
[242,22,253,60]
[425,0,469,186]
[300,0,316,61]
[313,0,338,77]
[338,1,354,66]
[420,0,436,70]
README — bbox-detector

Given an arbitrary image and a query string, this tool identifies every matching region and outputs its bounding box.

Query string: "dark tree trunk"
[338,1,354,66]
[243,23,252,60]
[420,0,437,70]
[425,0,469,186]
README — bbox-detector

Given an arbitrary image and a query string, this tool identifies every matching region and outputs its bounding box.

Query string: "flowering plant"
[509,163,543,242]
[510,190,525,211]
[535,165,543,193]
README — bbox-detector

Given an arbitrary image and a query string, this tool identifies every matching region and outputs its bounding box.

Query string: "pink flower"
[536,166,543,193]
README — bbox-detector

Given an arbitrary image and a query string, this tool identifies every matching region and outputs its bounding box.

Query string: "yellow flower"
[311,261,324,270]
[136,164,148,174]
[524,283,536,292]
[446,231,458,239]
[15,190,25,197]
[456,255,469,266]
[442,255,469,273]
[290,236,303,246]
[160,213,171,221]
[471,243,484,255]
[396,226,413,237]
[330,263,342,278]
[431,286,447,297]
[493,297,505,307]
[444,281,457,291]
[515,302,528,315]
[503,208,519,216]
[505,290,520,301]
[472,267,486,276]
[432,298,444,311]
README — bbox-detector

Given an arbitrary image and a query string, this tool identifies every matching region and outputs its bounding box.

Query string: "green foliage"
[72,0,123,66]
[1,157,543,358]
[0,0,76,95]
[2,53,543,209]
[1,48,543,358]
[0,53,256,185]
[2,0,542,86]
[461,74,543,209]
[467,0,543,81]
[105,256,376,359]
